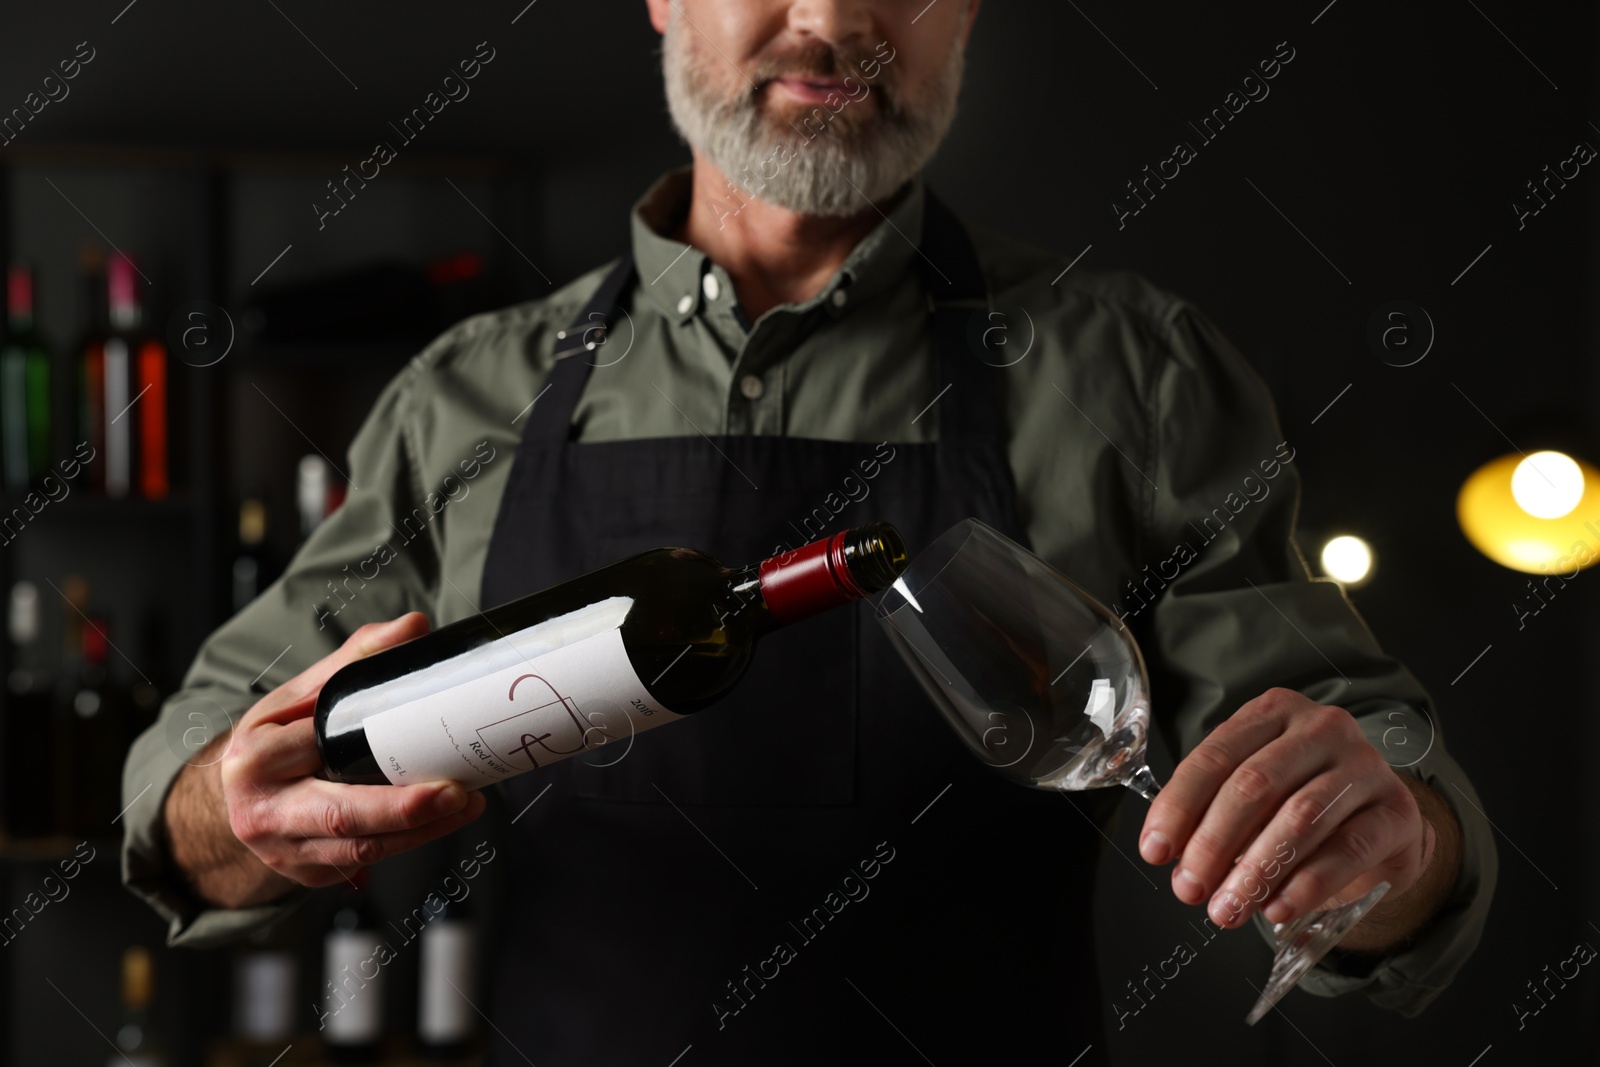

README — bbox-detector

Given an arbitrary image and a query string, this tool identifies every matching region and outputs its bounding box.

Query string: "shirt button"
[830,288,848,308]
[676,294,694,315]
[702,273,721,302]
[739,375,764,400]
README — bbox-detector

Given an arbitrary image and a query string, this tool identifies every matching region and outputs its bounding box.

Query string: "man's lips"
[766,77,859,105]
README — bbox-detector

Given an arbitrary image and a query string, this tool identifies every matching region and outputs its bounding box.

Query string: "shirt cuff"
[1249,701,1498,1015]
[120,693,311,948]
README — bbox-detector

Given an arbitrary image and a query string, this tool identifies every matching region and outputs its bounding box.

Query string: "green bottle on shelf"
[1,264,53,496]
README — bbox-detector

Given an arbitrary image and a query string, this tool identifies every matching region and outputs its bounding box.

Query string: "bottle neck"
[721,564,774,634]
[83,618,110,669]
[750,524,908,628]
[109,300,140,332]
[108,257,141,332]
[7,267,34,332]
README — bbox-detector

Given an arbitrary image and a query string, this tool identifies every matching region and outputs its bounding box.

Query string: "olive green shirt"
[122,167,1495,1016]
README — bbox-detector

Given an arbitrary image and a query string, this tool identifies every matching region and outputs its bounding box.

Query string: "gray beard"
[662,22,964,217]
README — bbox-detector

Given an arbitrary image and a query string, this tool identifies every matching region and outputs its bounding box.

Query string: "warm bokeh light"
[1458,452,1600,574]
[1510,450,1585,519]
[1320,535,1373,584]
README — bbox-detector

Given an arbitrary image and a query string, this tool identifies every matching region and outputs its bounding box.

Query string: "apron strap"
[529,255,638,443]
[532,185,999,445]
[919,188,999,443]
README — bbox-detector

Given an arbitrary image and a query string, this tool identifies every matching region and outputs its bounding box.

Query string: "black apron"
[479,191,1112,1066]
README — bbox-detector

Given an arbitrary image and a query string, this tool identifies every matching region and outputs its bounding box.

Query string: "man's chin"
[754,103,883,146]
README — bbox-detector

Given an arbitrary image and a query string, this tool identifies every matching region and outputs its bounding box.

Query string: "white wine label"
[419,920,475,1042]
[362,597,680,789]
[323,930,384,1043]
[236,949,296,1041]
[104,339,131,495]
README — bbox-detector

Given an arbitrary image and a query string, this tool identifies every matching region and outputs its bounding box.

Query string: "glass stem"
[1125,763,1162,801]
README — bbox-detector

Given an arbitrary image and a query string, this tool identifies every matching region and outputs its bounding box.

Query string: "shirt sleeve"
[120,359,440,948]
[1134,302,1498,1016]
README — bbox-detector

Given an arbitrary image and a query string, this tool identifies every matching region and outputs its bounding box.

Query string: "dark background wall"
[0,0,1593,1064]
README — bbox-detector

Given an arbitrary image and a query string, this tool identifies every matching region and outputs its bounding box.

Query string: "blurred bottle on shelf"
[129,605,167,734]
[207,926,300,1067]
[297,455,344,542]
[53,575,89,830]
[64,600,125,834]
[102,253,170,498]
[2,581,58,839]
[2,264,53,496]
[110,945,169,1067]
[417,867,479,1060]
[57,573,88,673]
[233,497,270,615]
[100,255,133,496]
[76,245,108,491]
[136,310,169,501]
[322,868,386,1063]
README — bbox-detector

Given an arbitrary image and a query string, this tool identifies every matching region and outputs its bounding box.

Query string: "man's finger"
[1256,801,1414,925]
[230,716,324,781]
[290,791,489,874]
[1140,694,1290,869]
[270,776,475,841]
[244,613,432,727]
[1169,736,1334,911]
[1204,770,1370,927]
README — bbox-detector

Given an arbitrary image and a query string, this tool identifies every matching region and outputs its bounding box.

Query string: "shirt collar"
[629,166,927,325]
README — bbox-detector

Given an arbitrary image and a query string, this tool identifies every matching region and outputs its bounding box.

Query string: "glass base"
[1245,881,1391,1025]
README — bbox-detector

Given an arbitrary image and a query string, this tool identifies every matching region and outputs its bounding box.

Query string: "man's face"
[653,0,975,217]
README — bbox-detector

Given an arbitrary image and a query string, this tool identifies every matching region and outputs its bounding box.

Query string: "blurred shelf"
[229,340,426,370]
[0,833,117,864]
[0,132,534,1067]
[208,1036,483,1067]
[0,493,195,520]
[0,141,517,179]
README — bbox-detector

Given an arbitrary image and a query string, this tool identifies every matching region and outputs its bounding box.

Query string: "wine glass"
[873,518,1389,1025]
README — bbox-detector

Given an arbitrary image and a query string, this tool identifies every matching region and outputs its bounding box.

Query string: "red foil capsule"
[758,530,871,625]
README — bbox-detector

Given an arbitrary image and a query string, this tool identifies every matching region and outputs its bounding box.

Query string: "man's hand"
[163,613,488,909]
[1137,688,1461,953]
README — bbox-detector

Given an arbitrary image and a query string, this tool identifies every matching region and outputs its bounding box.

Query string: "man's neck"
[672,153,901,322]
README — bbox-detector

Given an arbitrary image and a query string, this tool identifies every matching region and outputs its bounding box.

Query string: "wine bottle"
[136,329,168,500]
[232,498,269,615]
[417,878,477,1058]
[321,869,385,1063]
[316,523,908,789]
[103,253,144,498]
[128,607,166,735]
[110,946,168,1067]
[2,581,56,838]
[1,264,52,496]
[67,610,124,833]
[221,927,297,1066]
[53,575,89,825]
[297,455,332,542]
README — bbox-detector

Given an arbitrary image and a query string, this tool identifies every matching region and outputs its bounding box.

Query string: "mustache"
[749,40,890,96]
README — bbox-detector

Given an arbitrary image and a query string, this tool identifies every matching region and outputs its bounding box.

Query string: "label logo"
[477,673,622,771]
